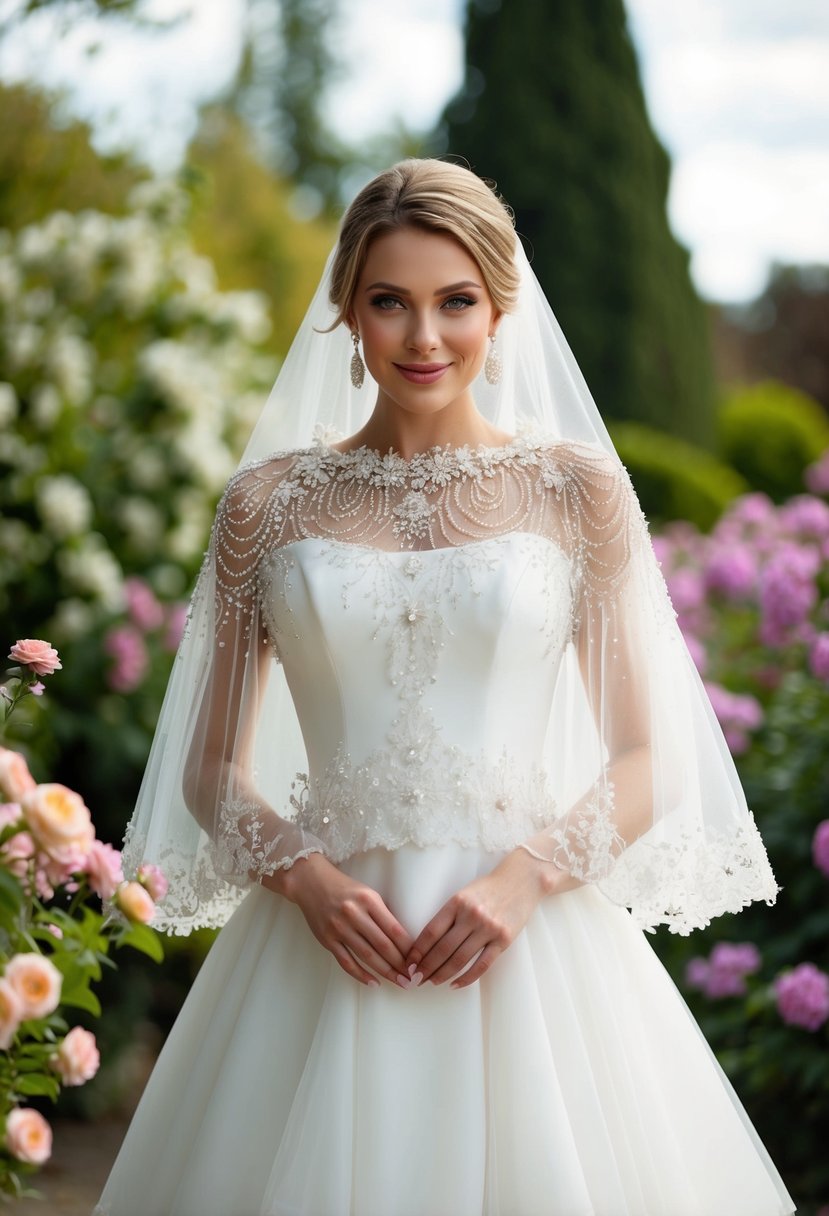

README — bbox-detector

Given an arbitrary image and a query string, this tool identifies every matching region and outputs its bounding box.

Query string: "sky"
[0,0,827,304]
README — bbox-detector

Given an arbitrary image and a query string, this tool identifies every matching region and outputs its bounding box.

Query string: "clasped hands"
[267,848,583,991]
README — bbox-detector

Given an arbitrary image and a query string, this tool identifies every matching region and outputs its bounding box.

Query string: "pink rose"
[86,840,124,900]
[5,1107,52,1165]
[8,638,62,676]
[124,577,165,631]
[0,978,24,1049]
[115,880,156,924]
[0,802,23,830]
[137,863,168,901]
[1,830,36,879]
[51,1026,100,1087]
[21,783,94,864]
[4,952,62,1020]
[0,747,36,802]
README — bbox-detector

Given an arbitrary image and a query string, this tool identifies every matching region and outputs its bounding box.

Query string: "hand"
[264,853,414,988]
[405,848,583,990]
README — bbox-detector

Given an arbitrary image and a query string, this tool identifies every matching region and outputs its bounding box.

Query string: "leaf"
[59,983,102,1017]
[0,868,24,915]
[15,1072,60,1100]
[118,922,164,962]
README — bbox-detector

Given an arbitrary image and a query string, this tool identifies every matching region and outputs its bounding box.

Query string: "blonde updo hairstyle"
[329,159,520,330]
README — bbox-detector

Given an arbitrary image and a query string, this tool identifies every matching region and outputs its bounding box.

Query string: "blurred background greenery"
[1,0,828,1209]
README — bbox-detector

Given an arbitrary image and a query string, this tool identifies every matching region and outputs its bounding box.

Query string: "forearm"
[518,744,653,883]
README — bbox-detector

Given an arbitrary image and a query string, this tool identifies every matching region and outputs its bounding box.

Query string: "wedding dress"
[95,434,795,1216]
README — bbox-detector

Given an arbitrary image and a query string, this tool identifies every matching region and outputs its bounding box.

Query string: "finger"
[370,902,416,960]
[342,926,405,984]
[360,909,412,973]
[331,942,380,988]
[450,944,502,990]
[406,904,458,969]
[428,935,487,986]
[417,925,476,984]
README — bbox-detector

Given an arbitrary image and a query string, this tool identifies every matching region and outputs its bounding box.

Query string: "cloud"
[670,142,829,300]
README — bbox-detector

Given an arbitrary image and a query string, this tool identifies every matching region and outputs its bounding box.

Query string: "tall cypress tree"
[436,0,716,444]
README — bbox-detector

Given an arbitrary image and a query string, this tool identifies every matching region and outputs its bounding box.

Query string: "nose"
[406,310,440,354]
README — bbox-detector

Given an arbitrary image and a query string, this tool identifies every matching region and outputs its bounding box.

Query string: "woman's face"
[348,226,500,421]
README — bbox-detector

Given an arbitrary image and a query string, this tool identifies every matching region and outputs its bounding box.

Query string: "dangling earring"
[484,334,502,385]
[350,331,365,389]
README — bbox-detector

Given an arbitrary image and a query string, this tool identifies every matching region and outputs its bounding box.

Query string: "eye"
[369,294,403,310]
[442,295,478,311]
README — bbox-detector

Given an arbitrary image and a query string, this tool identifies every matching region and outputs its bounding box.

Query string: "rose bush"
[0,178,276,844]
[651,452,829,1210]
[0,641,164,1201]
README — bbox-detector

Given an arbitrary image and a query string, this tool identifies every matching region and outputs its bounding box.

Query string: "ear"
[489,310,503,339]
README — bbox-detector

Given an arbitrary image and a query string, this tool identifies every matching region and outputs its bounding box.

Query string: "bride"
[95,159,795,1215]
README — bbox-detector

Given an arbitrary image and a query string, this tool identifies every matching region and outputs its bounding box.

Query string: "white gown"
[95,439,796,1216]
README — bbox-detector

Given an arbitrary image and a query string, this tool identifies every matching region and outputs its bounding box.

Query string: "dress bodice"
[257,531,576,859]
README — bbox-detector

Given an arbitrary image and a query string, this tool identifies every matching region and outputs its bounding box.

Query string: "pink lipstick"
[394,363,450,385]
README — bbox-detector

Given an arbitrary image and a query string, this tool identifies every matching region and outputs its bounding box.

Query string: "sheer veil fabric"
[119,239,779,938]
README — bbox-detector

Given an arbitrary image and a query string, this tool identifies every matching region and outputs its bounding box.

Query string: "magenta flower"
[704,683,763,755]
[812,821,829,879]
[773,963,829,1032]
[726,492,776,529]
[703,545,757,600]
[804,449,829,496]
[124,578,165,632]
[779,494,829,540]
[104,626,149,693]
[758,544,819,646]
[809,634,829,683]
[685,942,762,999]
[163,602,189,653]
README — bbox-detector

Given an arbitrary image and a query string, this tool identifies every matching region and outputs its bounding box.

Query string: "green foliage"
[436,0,717,445]
[0,665,165,1198]
[718,380,829,502]
[0,84,144,230]
[0,176,276,838]
[610,420,748,528]
[649,488,829,1210]
[186,107,336,355]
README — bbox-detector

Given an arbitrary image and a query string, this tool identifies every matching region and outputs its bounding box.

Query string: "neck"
[344,395,512,461]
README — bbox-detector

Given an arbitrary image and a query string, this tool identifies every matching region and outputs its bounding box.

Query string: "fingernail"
[407,963,417,977]
[367,979,380,989]
[410,971,423,987]
[396,975,409,989]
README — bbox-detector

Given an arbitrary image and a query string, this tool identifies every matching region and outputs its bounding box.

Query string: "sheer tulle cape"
[120,242,779,935]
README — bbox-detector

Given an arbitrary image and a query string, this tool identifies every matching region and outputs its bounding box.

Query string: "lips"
[393,363,451,384]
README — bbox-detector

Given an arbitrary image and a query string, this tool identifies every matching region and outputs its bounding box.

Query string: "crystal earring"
[484,334,502,385]
[350,332,365,389]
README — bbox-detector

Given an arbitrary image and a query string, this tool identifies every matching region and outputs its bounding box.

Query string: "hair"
[328,159,519,329]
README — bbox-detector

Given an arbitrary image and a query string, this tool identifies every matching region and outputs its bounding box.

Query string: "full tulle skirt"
[94,844,795,1216]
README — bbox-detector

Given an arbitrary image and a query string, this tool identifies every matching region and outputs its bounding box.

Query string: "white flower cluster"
[0,179,275,642]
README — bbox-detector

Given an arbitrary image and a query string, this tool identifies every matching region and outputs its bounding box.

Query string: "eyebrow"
[364,280,482,295]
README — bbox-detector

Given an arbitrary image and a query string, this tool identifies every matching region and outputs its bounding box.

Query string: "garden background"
[0,0,828,1210]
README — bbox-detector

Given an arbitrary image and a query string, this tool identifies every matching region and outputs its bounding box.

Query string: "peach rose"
[115,880,156,924]
[5,1107,52,1165]
[0,978,23,1050]
[137,863,168,901]
[0,748,36,803]
[8,638,62,676]
[20,783,94,864]
[86,839,124,900]
[51,1026,100,1087]
[4,952,62,1020]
